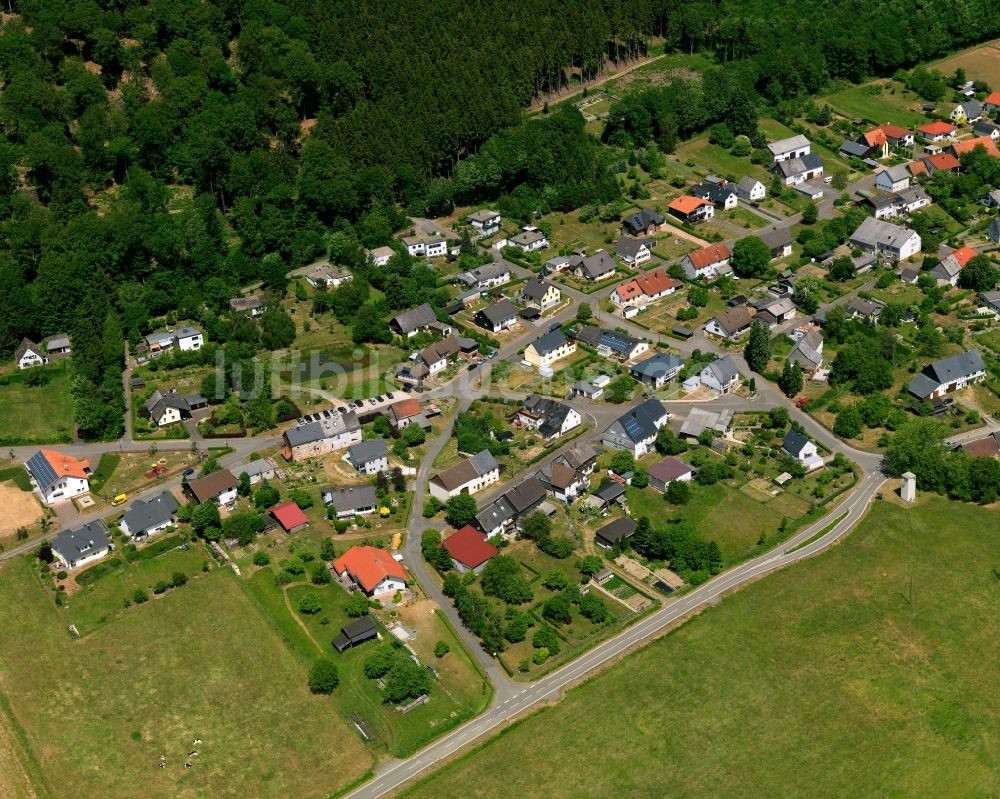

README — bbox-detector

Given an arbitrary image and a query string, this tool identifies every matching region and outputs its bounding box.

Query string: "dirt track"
[0,483,42,533]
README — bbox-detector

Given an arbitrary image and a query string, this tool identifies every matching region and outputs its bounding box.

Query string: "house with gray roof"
[771,152,824,186]
[282,411,362,461]
[518,278,561,309]
[572,250,617,281]
[556,441,598,474]
[679,408,734,438]
[699,355,740,394]
[52,520,111,570]
[15,337,47,370]
[466,208,501,234]
[630,353,684,388]
[517,395,581,440]
[119,492,180,539]
[735,176,766,201]
[595,517,637,549]
[876,164,911,193]
[390,303,438,337]
[613,236,652,266]
[789,330,824,373]
[475,495,517,537]
[840,140,871,159]
[621,208,666,236]
[322,485,378,519]
[475,299,518,333]
[346,439,390,475]
[236,458,276,485]
[45,334,71,355]
[907,350,986,400]
[757,226,793,259]
[980,290,1000,314]
[602,398,671,457]
[457,261,511,289]
[849,217,921,262]
[143,390,192,428]
[429,449,501,502]
[767,134,811,162]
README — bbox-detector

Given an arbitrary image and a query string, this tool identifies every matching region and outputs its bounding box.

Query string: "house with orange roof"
[387,398,427,430]
[680,243,732,279]
[931,246,977,286]
[906,160,928,178]
[946,136,1000,159]
[24,449,91,505]
[917,120,957,142]
[861,124,914,157]
[668,195,714,223]
[986,91,1000,113]
[333,545,408,596]
[923,153,961,175]
[611,267,682,308]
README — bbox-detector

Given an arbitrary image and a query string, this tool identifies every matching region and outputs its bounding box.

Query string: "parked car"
[385,392,395,399]
[336,406,348,414]
[467,362,479,371]
[375,395,385,402]
[111,493,128,506]
[368,398,377,405]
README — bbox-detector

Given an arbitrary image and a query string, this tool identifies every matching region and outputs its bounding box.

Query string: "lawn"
[0,559,372,799]
[402,497,1000,799]
[0,364,74,445]
[928,39,1000,84]
[823,81,928,128]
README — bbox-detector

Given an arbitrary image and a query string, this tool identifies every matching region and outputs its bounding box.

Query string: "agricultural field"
[823,80,929,128]
[403,498,1000,799]
[0,558,372,799]
[928,39,1000,84]
[0,364,74,445]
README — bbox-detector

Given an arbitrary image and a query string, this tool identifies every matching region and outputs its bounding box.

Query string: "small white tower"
[901,471,916,503]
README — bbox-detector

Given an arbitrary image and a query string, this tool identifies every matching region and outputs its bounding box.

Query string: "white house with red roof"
[611,267,682,308]
[986,91,1000,113]
[24,449,90,505]
[333,545,408,597]
[917,121,957,142]
[442,525,498,574]
[680,243,731,280]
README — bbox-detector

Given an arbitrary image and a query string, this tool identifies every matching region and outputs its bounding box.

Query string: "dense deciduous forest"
[0,0,998,440]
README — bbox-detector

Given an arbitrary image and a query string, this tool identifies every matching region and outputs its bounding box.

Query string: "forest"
[0,0,999,440]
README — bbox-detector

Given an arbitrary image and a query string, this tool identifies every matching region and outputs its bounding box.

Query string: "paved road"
[345,466,887,799]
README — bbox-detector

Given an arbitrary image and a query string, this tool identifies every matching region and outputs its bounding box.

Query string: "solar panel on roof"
[26,451,57,489]
[622,417,645,441]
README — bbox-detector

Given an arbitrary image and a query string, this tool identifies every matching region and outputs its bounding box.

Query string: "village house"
[630,353,684,388]
[705,306,754,341]
[186,469,239,507]
[229,294,266,317]
[789,330,824,374]
[571,250,617,281]
[323,485,378,519]
[556,441,598,476]
[845,297,884,322]
[595,517,637,549]
[767,134,811,163]
[518,278,561,310]
[401,234,448,258]
[474,496,517,538]
[236,457,276,485]
[144,326,204,356]
[366,246,395,266]
[602,398,671,457]
[771,153,824,186]
[533,461,589,504]
[735,176,766,202]
[508,226,549,252]
[443,526,498,574]
[466,209,501,235]
[849,217,921,262]
[504,478,548,525]
[346,439,390,476]
[119,492,180,539]
[861,124,915,156]
[917,120,957,142]
[611,267,682,309]
[681,243,731,280]
[986,91,1000,113]
[782,430,824,471]
[647,457,693,492]
[574,325,649,361]
[907,350,986,400]
[679,407,733,439]
[950,99,983,125]
[143,390,195,427]
[756,297,797,328]
[303,264,352,288]
[614,236,652,266]
[621,208,666,236]
[668,195,714,223]
[25,449,90,505]
[973,120,1000,141]
[867,186,931,220]
[757,226,794,259]
[523,329,576,368]
[876,164,911,193]
[947,136,1000,159]
[516,395,581,440]
[699,355,741,394]
[930,246,977,286]
[45,334,71,357]
[691,181,738,210]
[15,338,47,369]
[429,450,501,502]
[475,298,519,333]
[333,545,408,597]
[457,261,511,290]
[390,303,438,338]
[281,411,362,461]
[840,139,871,159]
[52,521,111,570]
[980,290,1000,315]
[980,189,1000,208]
[387,398,430,430]
[415,335,460,377]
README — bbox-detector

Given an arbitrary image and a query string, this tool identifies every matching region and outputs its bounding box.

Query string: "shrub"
[308,658,340,693]
[533,647,550,665]
[297,591,322,615]
[252,550,271,566]
[133,588,149,604]
[170,571,187,588]
[153,580,170,594]
[56,571,67,580]
[434,641,450,658]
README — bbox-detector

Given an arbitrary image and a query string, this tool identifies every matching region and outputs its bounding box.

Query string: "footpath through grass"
[403,497,1000,799]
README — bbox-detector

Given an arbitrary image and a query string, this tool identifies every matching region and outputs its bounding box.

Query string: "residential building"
[270,501,309,533]
[236,458,276,485]
[782,430,824,471]
[757,227,794,259]
[475,299,519,333]
[922,153,961,174]
[518,278,561,310]
[861,124,914,154]
[789,330,824,373]
[534,462,589,504]
[986,91,1000,113]
[401,234,448,258]
[989,217,1000,245]
[758,297,797,326]
[388,398,428,430]
[466,209,501,235]
[346,439,390,475]
[417,335,460,376]
[229,294,266,317]
[45,334,71,356]
[443,526,498,573]
[621,209,666,237]
[571,250,617,281]
[917,120,957,141]
[840,139,871,159]
[15,338,47,369]
[119,492,179,539]
[849,217,921,262]
[143,390,193,427]
[144,326,204,356]
[429,450,501,501]
[555,441,598,475]
[845,297,884,321]
[302,264,352,288]
[574,325,649,361]
[767,134,811,163]
[516,395,581,440]
[980,290,1000,314]
[186,470,238,506]
[930,246,977,286]
[691,181,738,210]
[950,99,983,125]
[25,450,90,505]
[647,457,693,492]
[980,189,1000,207]
[571,381,603,400]
[333,546,408,596]
[475,496,517,537]
[367,246,395,267]
[457,261,511,289]
[523,329,576,368]
[611,267,682,308]
[705,306,754,341]
[947,136,1000,159]
[390,303,437,338]
[602,398,671,457]
[771,153,824,186]
[504,478,547,522]
[699,355,740,394]
[907,350,987,400]
[281,411,362,461]
[871,185,931,219]
[595,517,637,549]
[973,120,1000,141]
[876,164,911,193]
[508,226,549,252]
[52,520,111,570]
[679,407,734,438]
[668,195,714,223]
[333,617,378,652]
[585,481,626,512]
[961,431,1000,459]
[323,485,378,519]
[630,353,684,388]
[614,236,652,266]
[735,176,766,201]
[681,243,731,280]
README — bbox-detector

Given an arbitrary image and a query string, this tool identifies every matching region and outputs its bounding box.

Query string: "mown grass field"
[0,561,372,799]
[823,81,928,128]
[403,498,1000,799]
[0,365,74,445]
